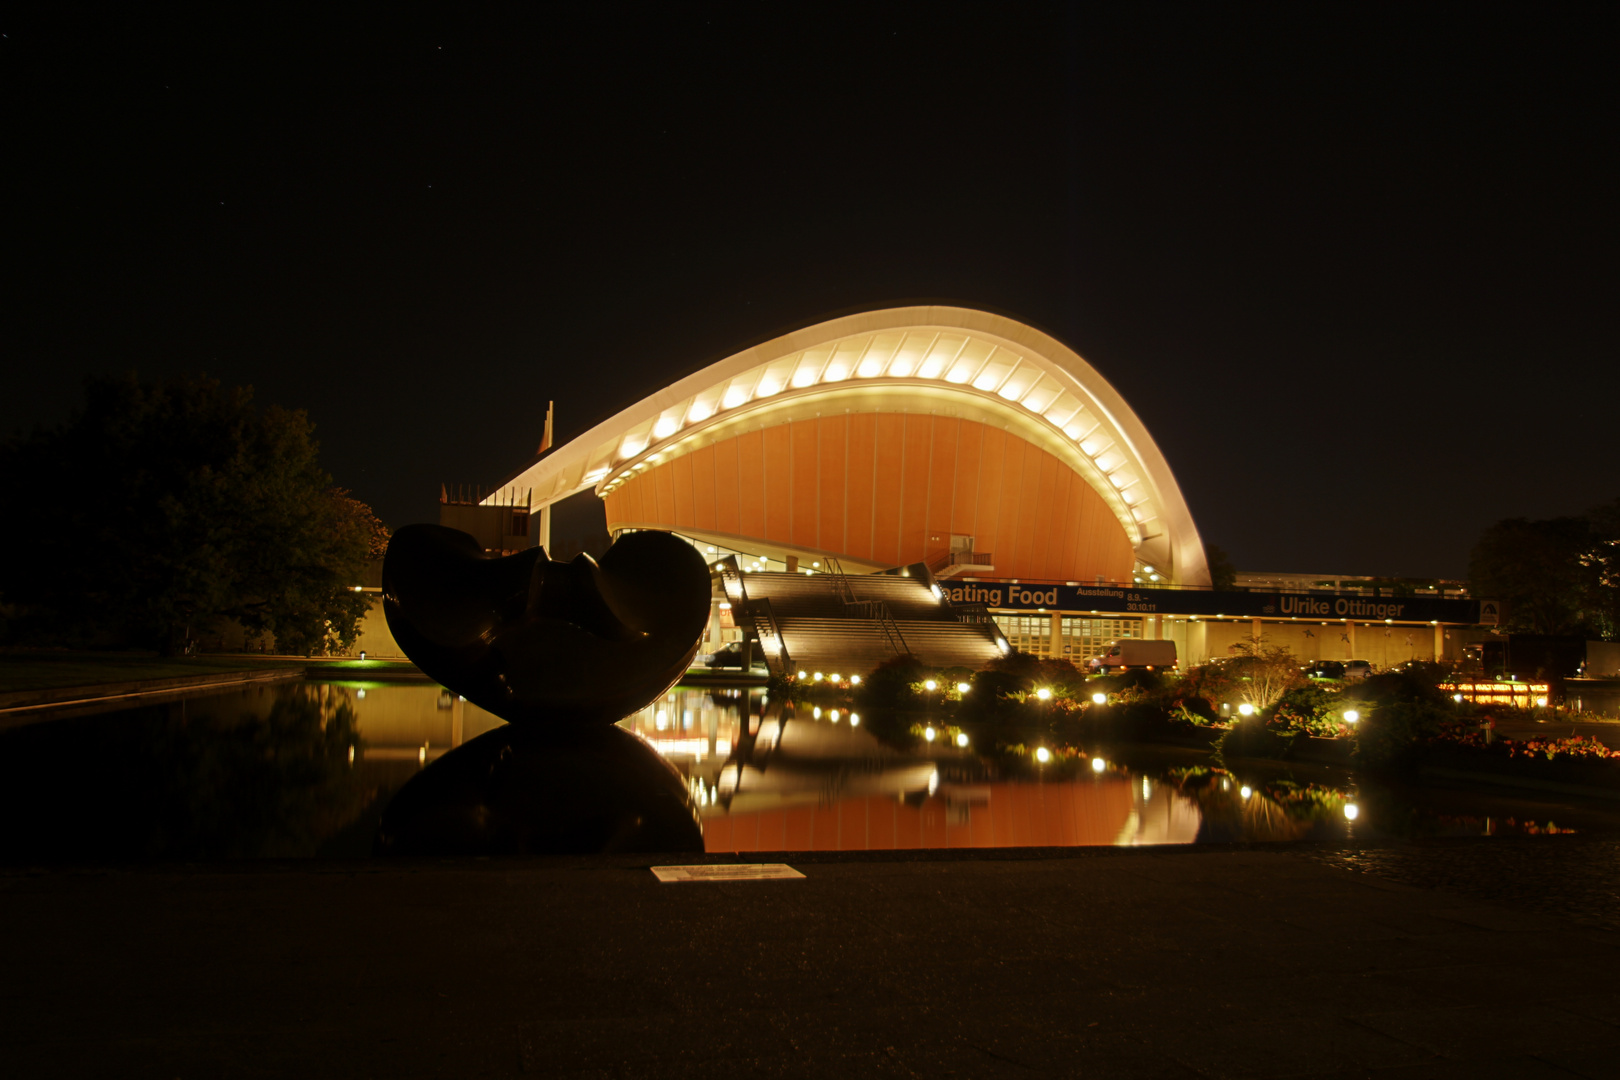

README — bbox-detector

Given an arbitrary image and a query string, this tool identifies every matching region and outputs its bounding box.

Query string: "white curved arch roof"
[494,307,1210,587]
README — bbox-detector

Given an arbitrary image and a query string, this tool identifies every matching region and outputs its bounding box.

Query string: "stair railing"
[824,556,911,660]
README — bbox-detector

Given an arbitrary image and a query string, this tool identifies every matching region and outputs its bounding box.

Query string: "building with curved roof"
[496,306,1211,589]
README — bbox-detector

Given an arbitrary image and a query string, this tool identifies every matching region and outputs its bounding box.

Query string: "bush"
[1344,672,1452,770]
[856,654,931,710]
[1268,684,1346,737]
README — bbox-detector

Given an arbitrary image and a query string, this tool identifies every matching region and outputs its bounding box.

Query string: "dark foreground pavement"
[4,843,1620,1079]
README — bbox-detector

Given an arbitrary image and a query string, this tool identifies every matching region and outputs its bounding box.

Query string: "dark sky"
[5,4,1614,579]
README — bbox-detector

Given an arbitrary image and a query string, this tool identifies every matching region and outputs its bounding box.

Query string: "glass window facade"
[992,613,1142,662]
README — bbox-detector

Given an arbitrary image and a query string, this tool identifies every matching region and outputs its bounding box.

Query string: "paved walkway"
[4,843,1619,1078]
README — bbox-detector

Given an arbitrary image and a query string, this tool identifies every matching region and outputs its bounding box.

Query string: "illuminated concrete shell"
[496,307,1210,587]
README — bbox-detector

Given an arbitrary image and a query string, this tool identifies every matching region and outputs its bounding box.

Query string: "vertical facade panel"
[817,414,848,554]
[974,425,1006,563]
[1058,473,1083,579]
[995,435,1026,578]
[1032,452,1061,575]
[713,438,740,536]
[671,453,695,529]
[1075,479,1103,581]
[899,416,933,563]
[736,430,765,540]
[844,413,877,562]
[654,462,677,526]
[790,420,819,549]
[926,416,959,554]
[871,414,905,567]
[1014,446,1044,576]
[950,420,983,540]
[762,425,792,542]
[691,443,718,532]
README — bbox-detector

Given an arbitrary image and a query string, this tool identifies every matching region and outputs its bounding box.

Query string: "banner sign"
[942,580,1479,624]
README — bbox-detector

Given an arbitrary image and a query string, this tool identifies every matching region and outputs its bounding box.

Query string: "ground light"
[956,682,971,694]
[1238,703,1255,717]
[850,675,861,685]
[1090,757,1105,772]
[1035,687,1052,701]
[1091,692,1106,705]
[1036,747,1052,763]
[924,726,936,742]
[1240,786,1252,799]
[1344,803,1360,821]
[1535,696,1548,707]
[956,732,969,748]
[1344,709,1360,725]
[924,679,937,691]
[849,713,860,726]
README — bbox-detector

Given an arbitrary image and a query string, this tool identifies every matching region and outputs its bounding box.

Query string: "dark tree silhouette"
[0,374,386,653]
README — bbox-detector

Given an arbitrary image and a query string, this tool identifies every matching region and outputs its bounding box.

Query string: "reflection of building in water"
[623,693,1204,853]
[314,682,506,769]
[1114,776,1202,846]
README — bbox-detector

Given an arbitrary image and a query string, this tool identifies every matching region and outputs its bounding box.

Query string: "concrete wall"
[1184,618,1444,668]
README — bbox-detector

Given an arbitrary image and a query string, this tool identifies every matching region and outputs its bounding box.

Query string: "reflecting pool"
[0,679,1612,862]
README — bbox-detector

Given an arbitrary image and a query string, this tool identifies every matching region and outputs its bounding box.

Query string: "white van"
[1090,640,1178,674]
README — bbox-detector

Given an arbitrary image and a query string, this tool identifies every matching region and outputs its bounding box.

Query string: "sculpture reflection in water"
[375,525,712,856]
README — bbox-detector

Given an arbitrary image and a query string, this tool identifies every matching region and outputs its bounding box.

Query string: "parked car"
[1303,660,1346,680]
[1343,660,1373,681]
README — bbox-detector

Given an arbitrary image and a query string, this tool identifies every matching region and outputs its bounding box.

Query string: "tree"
[0,374,386,654]
[1468,512,1614,638]
[1205,544,1238,592]
[1225,641,1305,712]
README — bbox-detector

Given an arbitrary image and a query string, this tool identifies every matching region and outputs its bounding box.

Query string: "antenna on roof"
[537,401,554,455]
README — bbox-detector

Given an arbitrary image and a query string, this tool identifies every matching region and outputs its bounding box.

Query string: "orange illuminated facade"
[603,413,1135,583]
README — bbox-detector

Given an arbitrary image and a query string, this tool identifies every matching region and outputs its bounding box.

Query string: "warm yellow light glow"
[829,672,841,682]
[1091,692,1106,705]
[813,706,822,719]
[1035,687,1052,701]
[924,679,938,691]
[722,386,748,409]
[813,672,824,682]
[1238,703,1255,717]
[1344,710,1359,724]
[850,675,862,685]
[653,416,678,439]
[1090,756,1105,772]
[828,709,840,722]
[849,713,861,726]
[1535,696,1548,707]
[956,732,969,747]
[687,402,712,423]
[957,682,971,694]
[1453,693,1463,703]
[924,726,936,742]
[1240,785,1252,799]
[1344,802,1359,821]
[1036,747,1052,763]
[797,670,807,680]
[756,378,780,397]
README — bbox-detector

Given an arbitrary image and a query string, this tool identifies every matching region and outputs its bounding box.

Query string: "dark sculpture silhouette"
[382,525,711,724]
[376,525,712,855]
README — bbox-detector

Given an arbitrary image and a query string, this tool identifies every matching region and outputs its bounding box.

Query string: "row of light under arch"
[590,330,1159,529]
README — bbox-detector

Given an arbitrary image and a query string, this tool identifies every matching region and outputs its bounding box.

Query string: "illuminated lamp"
[1035,687,1052,701]
[924,726,936,742]
[1344,803,1359,821]
[652,417,678,439]
[1344,710,1359,724]
[850,675,861,685]
[687,402,712,423]
[721,386,749,409]
[1089,756,1104,772]
[1091,692,1106,705]
[956,732,969,748]
[924,679,937,691]
[1240,786,1252,799]
[1238,703,1255,717]
[1036,747,1052,763]
[956,682,971,694]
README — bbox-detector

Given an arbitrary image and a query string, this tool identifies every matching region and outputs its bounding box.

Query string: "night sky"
[6,5,1614,579]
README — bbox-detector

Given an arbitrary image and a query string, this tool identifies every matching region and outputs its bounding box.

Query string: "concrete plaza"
[4,841,1619,1078]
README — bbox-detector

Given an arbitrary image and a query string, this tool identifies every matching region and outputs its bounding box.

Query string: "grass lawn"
[0,652,311,694]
